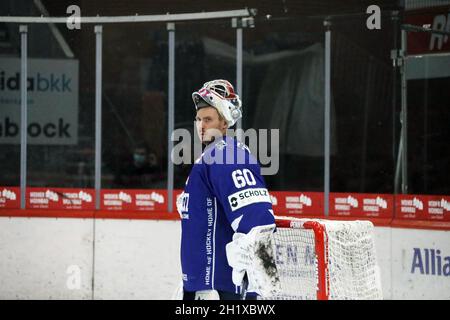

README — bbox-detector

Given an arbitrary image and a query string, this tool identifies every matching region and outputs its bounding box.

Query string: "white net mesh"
[263,217,383,300]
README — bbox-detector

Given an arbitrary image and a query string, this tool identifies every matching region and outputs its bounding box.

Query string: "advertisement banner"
[405,6,450,55]
[395,194,450,221]
[391,228,450,299]
[0,58,79,145]
[270,191,324,216]
[27,187,95,210]
[330,193,394,218]
[0,186,20,209]
[100,189,166,212]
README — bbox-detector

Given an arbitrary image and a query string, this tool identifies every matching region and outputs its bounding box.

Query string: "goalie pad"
[171,283,220,300]
[225,224,281,298]
[194,290,220,300]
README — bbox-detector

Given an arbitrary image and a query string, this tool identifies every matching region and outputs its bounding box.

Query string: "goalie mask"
[192,79,242,127]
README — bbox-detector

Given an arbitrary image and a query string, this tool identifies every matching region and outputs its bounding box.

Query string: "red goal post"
[268,216,383,300]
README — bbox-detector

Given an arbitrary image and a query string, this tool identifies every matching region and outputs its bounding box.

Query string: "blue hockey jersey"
[178,135,275,294]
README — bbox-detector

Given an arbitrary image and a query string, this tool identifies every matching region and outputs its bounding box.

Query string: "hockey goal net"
[265,216,383,300]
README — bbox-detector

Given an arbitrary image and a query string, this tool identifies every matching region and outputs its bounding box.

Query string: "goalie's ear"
[217,111,228,132]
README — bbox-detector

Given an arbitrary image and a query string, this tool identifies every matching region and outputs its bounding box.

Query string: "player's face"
[195,107,228,144]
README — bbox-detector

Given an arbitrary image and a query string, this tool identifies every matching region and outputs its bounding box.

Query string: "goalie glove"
[225,224,281,298]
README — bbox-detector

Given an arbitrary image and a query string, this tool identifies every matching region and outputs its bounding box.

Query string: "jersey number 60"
[231,169,256,188]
